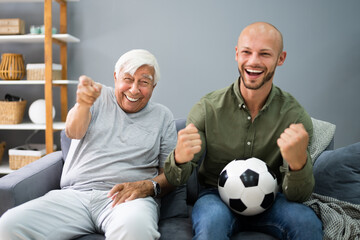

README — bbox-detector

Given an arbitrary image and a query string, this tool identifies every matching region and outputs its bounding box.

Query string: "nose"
[247,53,261,66]
[129,82,140,95]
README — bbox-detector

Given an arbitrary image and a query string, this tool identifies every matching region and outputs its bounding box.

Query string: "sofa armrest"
[0,151,64,216]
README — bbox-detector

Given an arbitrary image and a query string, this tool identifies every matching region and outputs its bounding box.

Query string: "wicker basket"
[0,141,5,165]
[9,155,41,170]
[0,100,27,124]
[26,63,62,80]
[8,144,51,170]
[0,53,26,80]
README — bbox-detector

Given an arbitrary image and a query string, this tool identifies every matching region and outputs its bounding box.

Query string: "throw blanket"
[304,193,360,240]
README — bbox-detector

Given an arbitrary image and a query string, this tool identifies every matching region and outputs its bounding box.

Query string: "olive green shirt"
[164,79,314,202]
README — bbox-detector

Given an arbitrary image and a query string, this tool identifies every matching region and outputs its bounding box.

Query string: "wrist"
[149,180,161,197]
[288,157,307,171]
[174,149,186,165]
[75,102,92,110]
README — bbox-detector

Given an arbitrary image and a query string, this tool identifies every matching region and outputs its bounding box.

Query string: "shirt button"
[238,104,242,108]
[247,141,251,146]
[247,116,251,120]
[242,105,246,109]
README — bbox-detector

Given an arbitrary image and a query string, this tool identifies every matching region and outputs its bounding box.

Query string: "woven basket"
[26,63,62,80]
[8,144,50,170]
[9,155,41,170]
[0,100,27,124]
[0,141,5,165]
[0,53,26,80]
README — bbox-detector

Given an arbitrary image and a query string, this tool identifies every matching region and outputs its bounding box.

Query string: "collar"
[233,77,245,108]
[232,77,276,112]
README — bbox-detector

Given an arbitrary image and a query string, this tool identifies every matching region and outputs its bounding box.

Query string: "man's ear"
[114,72,118,84]
[235,46,239,61]
[277,51,287,66]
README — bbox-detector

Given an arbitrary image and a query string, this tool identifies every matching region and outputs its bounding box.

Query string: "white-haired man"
[0,49,177,240]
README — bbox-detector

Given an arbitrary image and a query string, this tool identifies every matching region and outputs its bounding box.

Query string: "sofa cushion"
[60,130,71,160]
[75,234,104,240]
[159,119,189,220]
[160,185,188,220]
[60,130,81,164]
[313,142,360,204]
[309,118,336,163]
[158,217,193,240]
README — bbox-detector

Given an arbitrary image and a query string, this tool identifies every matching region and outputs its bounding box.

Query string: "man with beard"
[164,22,323,239]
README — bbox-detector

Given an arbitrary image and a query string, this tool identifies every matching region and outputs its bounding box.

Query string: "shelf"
[0,80,78,85]
[0,0,78,2]
[1,0,78,154]
[0,159,13,175]
[0,34,80,43]
[0,121,65,130]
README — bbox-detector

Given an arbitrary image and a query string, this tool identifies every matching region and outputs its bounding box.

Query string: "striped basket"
[0,53,25,80]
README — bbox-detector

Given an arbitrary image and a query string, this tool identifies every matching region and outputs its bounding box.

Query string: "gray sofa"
[1,118,359,240]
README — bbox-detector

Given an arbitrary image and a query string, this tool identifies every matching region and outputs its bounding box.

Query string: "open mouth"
[125,95,139,102]
[245,69,264,76]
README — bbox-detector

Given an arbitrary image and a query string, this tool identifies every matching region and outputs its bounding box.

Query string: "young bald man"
[164,22,323,240]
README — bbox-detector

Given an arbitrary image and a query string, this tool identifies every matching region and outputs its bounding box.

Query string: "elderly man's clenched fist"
[77,75,102,107]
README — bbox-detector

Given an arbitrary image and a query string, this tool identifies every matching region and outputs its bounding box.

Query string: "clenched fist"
[277,123,309,171]
[77,75,102,107]
[174,123,202,164]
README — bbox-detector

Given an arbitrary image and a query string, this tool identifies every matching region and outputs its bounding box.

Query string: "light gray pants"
[0,189,160,240]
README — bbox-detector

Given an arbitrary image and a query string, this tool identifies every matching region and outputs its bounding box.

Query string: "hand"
[76,75,102,107]
[277,123,309,171]
[174,123,202,164]
[107,180,152,207]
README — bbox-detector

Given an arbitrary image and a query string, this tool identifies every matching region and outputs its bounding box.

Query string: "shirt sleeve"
[281,112,315,202]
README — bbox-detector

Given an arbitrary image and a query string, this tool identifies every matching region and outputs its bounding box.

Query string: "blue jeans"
[192,188,323,240]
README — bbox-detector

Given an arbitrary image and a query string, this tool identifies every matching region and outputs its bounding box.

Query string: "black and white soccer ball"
[218,157,278,216]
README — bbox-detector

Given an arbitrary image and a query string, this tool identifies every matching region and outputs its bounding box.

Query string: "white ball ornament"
[28,99,55,124]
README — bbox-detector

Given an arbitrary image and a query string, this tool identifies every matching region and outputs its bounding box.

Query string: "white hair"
[114,49,160,85]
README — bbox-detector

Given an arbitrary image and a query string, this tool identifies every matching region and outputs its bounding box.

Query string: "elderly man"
[164,22,323,239]
[0,49,177,240]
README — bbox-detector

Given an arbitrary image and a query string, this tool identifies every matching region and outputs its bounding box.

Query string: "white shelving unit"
[0,0,78,2]
[0,160,13,174]
[0,33,79,43]
[0,80,78,85]
[0,122,66,130]
[0,0,79,174]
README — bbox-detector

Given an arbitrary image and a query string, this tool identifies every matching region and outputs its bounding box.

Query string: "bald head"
[235,22,287,91]
[238,22,284,54]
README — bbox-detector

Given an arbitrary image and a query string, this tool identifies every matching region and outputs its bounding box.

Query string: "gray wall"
[1,0,360,151]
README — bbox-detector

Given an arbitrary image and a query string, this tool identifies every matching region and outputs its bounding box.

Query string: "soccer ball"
[218,157,278,216]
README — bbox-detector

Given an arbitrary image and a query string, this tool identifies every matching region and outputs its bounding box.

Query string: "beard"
[238,67,275,90]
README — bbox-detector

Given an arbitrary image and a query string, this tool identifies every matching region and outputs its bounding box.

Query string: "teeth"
[126,95,139,102]
[246,69,263,73]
